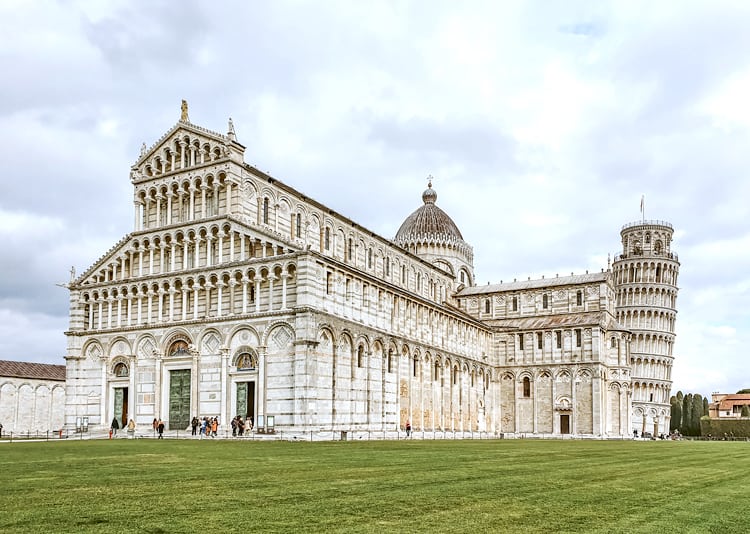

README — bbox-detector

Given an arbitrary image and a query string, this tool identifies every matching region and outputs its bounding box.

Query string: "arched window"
[523,377,531,397]
[114,362,129,377]
[385,257,390,277]
[543,294,549,309]
[512,296,518,311]
[413,356,418,377]
[368,248,373,269]
[434,361,440,381]
[611,337,617,348]
[295,212,302,239]
[324,227,331,250]
[347,238,353,261]
[387,349,394,373]
[357,345,364,368]
[263,197,269,224]
[576,291,582,306]
[484,299,490,314]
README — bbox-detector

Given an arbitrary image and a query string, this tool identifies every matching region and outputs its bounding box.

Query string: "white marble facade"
[0,363,66,435]
[63,107,677,438]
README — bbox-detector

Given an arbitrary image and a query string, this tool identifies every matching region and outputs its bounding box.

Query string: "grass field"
[1,438,748,533]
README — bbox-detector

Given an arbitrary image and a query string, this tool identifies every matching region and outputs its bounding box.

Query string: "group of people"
[230,415,253,437]
[152,418,165,438]
[191,416,220,438]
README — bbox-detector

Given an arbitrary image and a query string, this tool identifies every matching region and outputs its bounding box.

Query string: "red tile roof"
[717,394,750,411]
[0,360,65,381]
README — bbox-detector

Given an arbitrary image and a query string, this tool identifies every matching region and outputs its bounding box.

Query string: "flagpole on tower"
[640,195,645,222]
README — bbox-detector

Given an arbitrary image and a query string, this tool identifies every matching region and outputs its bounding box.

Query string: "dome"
[395,181,464,243]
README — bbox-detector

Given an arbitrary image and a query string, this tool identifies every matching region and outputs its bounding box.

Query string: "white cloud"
[0,0,748,398]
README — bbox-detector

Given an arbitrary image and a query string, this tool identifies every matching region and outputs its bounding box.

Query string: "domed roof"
[395,181,464,243]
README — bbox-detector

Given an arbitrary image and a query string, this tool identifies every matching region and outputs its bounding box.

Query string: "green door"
[236,382,255,421]
[169,369,191,430]
[114,387,127,427]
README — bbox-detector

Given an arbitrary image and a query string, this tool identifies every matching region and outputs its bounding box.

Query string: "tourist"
[111,417,120,437]
[211,417,219,437]
[127,418,136,438]
[0,422,3,438]
[191,416,199,436]
[406,421,412,437]
[156,419,165,439]
[238,417,245,437]
[231,416,238,437]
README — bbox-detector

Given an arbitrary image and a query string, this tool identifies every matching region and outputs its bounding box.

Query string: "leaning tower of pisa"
[613,220,680,437]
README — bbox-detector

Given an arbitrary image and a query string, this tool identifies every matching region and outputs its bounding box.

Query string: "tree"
[691,394,703,435]
[737,389,750,394]
[682,393,693,435]
[670,396,682,432]
[742,405,750,417]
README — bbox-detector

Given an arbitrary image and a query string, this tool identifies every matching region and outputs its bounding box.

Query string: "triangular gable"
[73,232,134,288]
[131,116,246,182]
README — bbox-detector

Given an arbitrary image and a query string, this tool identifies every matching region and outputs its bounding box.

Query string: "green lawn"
[1,438,747,533]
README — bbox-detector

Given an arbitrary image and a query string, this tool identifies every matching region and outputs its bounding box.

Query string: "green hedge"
[700,416,750,438]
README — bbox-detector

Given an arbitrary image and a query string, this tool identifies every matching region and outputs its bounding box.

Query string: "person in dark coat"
[156,419,165,439]
[111,417,120,437]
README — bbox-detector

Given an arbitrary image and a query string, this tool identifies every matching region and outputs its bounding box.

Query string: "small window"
[387,350,393,373]
[575,329,582,348]
[537,332,543,350]
[357,345,364,368]
[453,368,458,385]
[368,248,373,269]
[460,271,465,283]
[485,299,490,314]
[326,272,332,295]
[413,357,418,377]
[543,294,548,309]
[434,362,440,381]
[295,213,302,239]
[263,197,269,224]
[385,258,390,277]
[611,337,617,348]
[576,291,582,306]
[519,333,525,350]
[523,377,531,397]
[512,296,518,311]
[347,238,353,261]
[556,331,562,349]
[324,228,331,250]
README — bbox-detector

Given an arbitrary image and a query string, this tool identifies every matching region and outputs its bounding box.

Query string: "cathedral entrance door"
[560,414,570,434]
[169,369,191,430]
[236,382,256,425]
[114,387,128,428]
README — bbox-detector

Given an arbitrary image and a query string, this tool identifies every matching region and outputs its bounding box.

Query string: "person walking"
[406,421,412,438]
[156,419,165,439]
[110,417,120,437]
[191,416,199,436]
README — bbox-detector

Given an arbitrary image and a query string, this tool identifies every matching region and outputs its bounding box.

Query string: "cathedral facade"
[63,108,678,438]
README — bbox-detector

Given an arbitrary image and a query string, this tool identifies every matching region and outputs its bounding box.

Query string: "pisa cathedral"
[63,105,679,438]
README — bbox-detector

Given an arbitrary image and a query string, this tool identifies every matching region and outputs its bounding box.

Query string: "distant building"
[708,393,750,419]
[61,105,680,438]
[0,360,66,434]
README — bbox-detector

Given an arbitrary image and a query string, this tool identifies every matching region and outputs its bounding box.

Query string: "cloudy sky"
[1,0,748,396]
